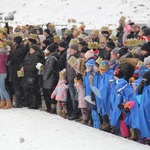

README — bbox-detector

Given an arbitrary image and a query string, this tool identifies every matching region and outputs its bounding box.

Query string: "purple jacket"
[0,52,8,74]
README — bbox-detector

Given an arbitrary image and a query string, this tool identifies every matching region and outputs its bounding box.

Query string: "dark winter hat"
[30,44,40,52]
[81,46,90,53]
[79,41,86,47]
[114,63,135,81]
[106,41,116,49]
[58,40,68,48]
[142,70,150,85]
[69,44,78,51]
[14,36,22,45]
[44,29,51,35]
[118,46,128,57]
[47,42,58,53]
[143,28,150,36]
[42,39,51,46]
[141,42,150,52]
[141,26,148,31]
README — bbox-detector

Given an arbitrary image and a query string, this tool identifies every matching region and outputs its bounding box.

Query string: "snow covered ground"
[0,108,149,150]
[0,0,150,29]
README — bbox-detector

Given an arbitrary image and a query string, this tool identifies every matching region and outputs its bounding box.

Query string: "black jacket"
[43,52,59,89]
[8,44,24,81]
[57,48,67,71]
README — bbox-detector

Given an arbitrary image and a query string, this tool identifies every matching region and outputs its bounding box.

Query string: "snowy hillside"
[0,108,150,150]
[0,0,150,29]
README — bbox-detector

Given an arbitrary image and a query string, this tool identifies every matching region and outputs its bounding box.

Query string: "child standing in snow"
[51,69,68,118]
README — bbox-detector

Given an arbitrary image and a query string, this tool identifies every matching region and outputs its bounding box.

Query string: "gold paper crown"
[95,57,103,65]
[49,24,55,29]
[109,34,118,41]
[72,25,77,29]
[68,19,71,23]
[13,32,25,39]
[17,25,21,29]
[67,56,77,67]
[126,38,146,47]
[91,30,99,35]
[0,40,10,48]
[64,29,72,35]
[72,19,76,23]
[120,16,126,22]
[59,71,66,79]
[101,26,109,33]
[80,23,86,29]
[28,33,37,40]
[69,38,79,46]
[73,28,82,34]
[0,34,5,40]
[99,36,106,43]
[21,25,27,30]
[54,35,61,42]
[0,28,5,34]
[88,42,100,49]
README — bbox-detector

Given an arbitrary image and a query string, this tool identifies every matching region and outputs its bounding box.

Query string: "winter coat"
[98,69,114,116]
[43,52,59,89]
[51,79,68,102]
[66,51,80,83]
[62,35,72,45]
[22,51,41,87]
[0,52,8,74]
[8,45,23,81]
[98,48,105,59]
[74,82,87,108]
[139,85,150,138]
[57,49,67,71]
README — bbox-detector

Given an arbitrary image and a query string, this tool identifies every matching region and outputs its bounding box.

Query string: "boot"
[111,126,116,134]
[0,100,6,109]
[51,104,57,114]
[101,123,111,132]
[62,109,67,118]
[3,100,12,109]
[129,129,138,141]
[81,115,88,125]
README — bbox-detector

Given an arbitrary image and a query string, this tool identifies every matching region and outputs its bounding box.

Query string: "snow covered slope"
[0,0,150,29]
[0,108,149,150]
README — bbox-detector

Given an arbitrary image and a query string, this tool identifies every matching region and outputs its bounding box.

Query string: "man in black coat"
[57,40,68,71]
[8,36,24,107]
[66,44,81,120]
[21,44,41,109]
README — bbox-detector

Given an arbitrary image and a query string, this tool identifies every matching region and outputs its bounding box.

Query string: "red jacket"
[0,52,8,74]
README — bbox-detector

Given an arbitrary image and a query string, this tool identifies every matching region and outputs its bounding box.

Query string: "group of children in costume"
[52,47,150,145]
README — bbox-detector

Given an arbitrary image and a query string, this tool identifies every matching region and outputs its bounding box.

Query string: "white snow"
[0,0,150,29]
[0,108,149,150]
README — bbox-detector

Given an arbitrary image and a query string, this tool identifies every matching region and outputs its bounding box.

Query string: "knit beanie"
[118,46,128,57]
[141,42,150,52]
[14,36,22,45]
[142,70,150,85]
[30,44,40,52]
[42,39,51,46]
[69,44,78,51]
[144,56,150,65]
[47,42,58,53]
[44,29,51,35]
[111,47,120,55]
[106,41,115,49]
[58,40,68,48]
[81,46,89,54]
[84,50,94,60]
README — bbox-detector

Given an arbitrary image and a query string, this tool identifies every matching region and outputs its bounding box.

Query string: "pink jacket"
[52,79,68,102]
[0,52,8,74]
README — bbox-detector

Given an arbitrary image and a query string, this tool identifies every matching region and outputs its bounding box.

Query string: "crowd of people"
[0,16,150,145]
